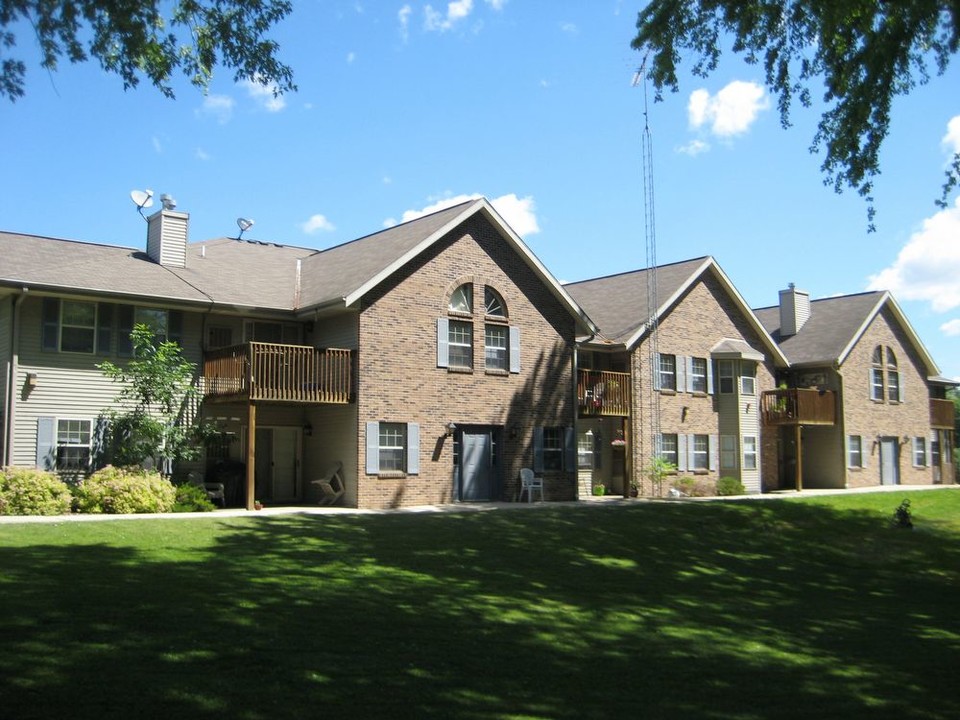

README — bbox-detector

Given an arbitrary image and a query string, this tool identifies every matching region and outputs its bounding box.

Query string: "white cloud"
[195,148,210,161]
[485,0,507,9]
[398,4,412,41]
[198,94,235,124]
[940,318,960,337]
[560,22,578,34]
[389,192,540,236]
[152,136,162,153]
[677,139,710,156]
[688,81,769,138]
[942,115,960,154]
[867,197,960,312]
[425,0,473,32]
[346,51,356,64]
[301,214,336,234]
[244,78,286,112]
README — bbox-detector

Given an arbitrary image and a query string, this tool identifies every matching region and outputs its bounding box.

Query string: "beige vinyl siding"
[738,385,762,494]
[305,403,358,506]
[312,311,358,350]
[11,296,204,467]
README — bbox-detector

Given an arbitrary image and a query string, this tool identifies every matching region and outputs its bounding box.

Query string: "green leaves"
[0,0,295,101]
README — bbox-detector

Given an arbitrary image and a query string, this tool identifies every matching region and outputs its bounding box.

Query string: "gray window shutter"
[509,326,521,373]
[709,434,718,471]
[861,436,869,468]
[653,354,661,391]
[36,417,56,470]
[706,360,714,394]
[168,310,184,345]
[927,432,934,468]
[898,377,905,403]
[679,356,690,392]
[677,434,688,472]
[594,431,602,470]
[96,303,113,355]
[365,421,380,474]
[564,426,576,472]
[406,423,420,475]
[533,427,544,473]
[654,433,662,457]
[117,305,134,357]
[437,318,449,368]
[686,434,696,471]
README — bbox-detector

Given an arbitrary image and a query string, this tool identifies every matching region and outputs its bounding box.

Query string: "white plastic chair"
[311,461,345,506]
[518,468,544,503]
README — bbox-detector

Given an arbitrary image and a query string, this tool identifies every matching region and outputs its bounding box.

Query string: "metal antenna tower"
[634,57,660,491]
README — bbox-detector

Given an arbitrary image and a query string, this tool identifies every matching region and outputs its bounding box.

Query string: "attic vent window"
[449,284,472,314]
[484,286,506,318]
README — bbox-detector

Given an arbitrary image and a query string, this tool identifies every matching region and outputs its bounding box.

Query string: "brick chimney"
[779,283,810,338]
[146,194,188,267]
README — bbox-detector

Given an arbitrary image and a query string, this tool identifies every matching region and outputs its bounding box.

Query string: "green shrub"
[672,476,715,497]
[592,484,607,497]
[717,476,746,496]
[172,481,216,512]
[73,466,176,514]
[0,467,72,516]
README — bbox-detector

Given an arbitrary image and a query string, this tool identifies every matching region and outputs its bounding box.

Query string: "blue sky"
[2,1,959,378]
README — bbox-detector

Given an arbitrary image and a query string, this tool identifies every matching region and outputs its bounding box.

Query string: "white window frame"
[60,300,97,354]
[484,323,508,372]
[659,433,678,467]
[658,354,677,391]
[690,357,708,394]
[720,434,737,469]
[577,432,595,470]
[913,437,927,467]
[542,427,564,471]
[366,421,420,476]
[692,434,709,470]
[847,435,864,468]
[718,360,735,394]
[56,418,93,471]
[740,363,756,396]
[448,319,473,369]
[742,435,757,470]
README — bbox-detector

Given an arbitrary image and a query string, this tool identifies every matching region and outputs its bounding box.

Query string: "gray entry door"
[880,437,900,486]
[461,431,493,501]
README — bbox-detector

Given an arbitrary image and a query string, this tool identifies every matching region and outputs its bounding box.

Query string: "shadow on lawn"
[1,498,958,719]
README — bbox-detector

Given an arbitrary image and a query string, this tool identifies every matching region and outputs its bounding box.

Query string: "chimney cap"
[160,194,177,211]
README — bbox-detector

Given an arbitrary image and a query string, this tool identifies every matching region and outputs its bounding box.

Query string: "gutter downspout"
[3,290,28,466]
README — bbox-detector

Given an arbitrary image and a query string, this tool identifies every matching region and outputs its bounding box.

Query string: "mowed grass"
[1,490,958,720]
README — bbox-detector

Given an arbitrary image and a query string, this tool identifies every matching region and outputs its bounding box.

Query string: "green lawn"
[1,490,958,719]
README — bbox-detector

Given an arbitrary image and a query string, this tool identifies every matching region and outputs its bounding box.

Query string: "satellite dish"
[130,189,154,219]
[237,217,254,239]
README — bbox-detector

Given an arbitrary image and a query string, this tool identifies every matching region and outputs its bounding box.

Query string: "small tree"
[98,324,212,472]
[642,457,678,497]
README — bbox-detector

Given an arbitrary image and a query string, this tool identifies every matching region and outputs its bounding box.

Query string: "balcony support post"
[794,424,803,492]
[246,401,257,511]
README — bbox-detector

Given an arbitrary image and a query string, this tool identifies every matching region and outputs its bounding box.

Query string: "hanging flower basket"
[610,439,626,447]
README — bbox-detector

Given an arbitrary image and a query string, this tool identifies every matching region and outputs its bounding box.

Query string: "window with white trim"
[720,435,737,469]
[484,324,508,371]
[484,286,506,318]
[690,357,708,393]
[542,427,564,471]
[449,284,473,314]
[847,435,864,468]
[742,436,757,470]
[366,421,420,476]
[56,419,92,471]
[913,437,927,467]
[718,360,735,394]
[740,363,756,395]
[886,349,900,403]
[658,354,677,391]
[448,320,473,369]
[692,434,709,471]
[577,432,595,470]
[659,433,678,467]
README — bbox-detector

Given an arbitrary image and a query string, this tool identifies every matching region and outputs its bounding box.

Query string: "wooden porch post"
[794,424,803,492]
[246,401,257,510]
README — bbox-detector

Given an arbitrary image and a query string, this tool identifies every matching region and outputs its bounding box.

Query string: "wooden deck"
[203,342,353,404]
[761,388,836,426]
[577,370,631,417]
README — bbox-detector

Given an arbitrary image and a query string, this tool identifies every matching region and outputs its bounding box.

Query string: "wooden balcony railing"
[930,398,955,429]
[203,342,353,404]
[578,369,632,417]
[761,388,836,426]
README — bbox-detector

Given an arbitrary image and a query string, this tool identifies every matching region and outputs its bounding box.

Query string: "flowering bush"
[73,466,176,514]
[0,467,73,515]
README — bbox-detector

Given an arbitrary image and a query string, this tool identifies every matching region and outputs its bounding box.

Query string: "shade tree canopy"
[632,0,960,227]
[0,0,296,102]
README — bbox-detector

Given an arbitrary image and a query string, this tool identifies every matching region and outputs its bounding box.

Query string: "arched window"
[870,346,884,401]
[484,286,507,318]
[885,346,900,402]
[449,284,472,314]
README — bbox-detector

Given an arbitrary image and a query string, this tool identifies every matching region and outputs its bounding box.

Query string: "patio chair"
[188,471,226,507]
[518,468,544,503]
[311,461,345,507]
